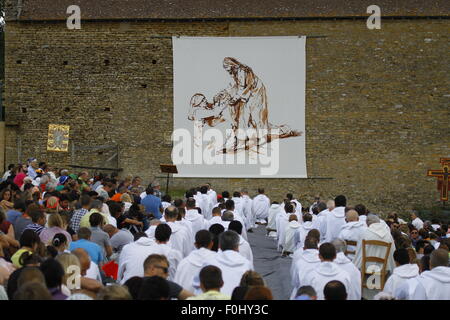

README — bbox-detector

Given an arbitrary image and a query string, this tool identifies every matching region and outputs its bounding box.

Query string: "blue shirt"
[141,194,163,219]
[69,239,104,265]
[7,210,23,224]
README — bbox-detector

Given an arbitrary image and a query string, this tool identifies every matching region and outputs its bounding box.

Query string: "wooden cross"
[427,158,450,202]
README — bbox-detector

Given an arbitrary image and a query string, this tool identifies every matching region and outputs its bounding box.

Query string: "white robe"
[353,222,396,273]
[267,204,281,230]
[334,252,362,300]
[118,237,156,284]
[206,216,228,230]
[230,210,248,241]
[173,247,217,292]
[409,267,450,300]
[316,209,330,241]
[252,194,270,223]
[241,195,253,231]
[276,212,289,252]
[290,249,321,299]
[294,221,315,250]
[238,235,254,269]
[185,209,207,235]
[198,250,253,296]
[166,221,192,258]
[383,263,419,297]
[196,193,213,220]
[207,189,218,206]
[301,261,355,300]
[284,220,301,253]
[337,221,367,260]
[324,206,346,242]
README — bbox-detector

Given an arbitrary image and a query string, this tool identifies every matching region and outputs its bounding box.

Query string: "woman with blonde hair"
[39,213,72,246]
[56,252,81,296]
[120,193,133,212]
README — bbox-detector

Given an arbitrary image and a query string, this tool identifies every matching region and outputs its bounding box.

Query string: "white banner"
[172,36,307,178]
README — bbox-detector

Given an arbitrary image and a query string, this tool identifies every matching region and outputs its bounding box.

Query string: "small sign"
[47,124,70,152]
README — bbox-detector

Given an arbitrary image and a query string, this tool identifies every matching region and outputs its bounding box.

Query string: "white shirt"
[185,209,208,235]
[301,261,354,300]
[337,221,367,260]
[166,221,193,258]
[383,263,419,297]
[198,250,253,296]
[353,222,396,273]
[118,237,156,284]
[412,217,424,231]
[334,252,362,300]
[408,267,450,300]
[238,235,254,269]
[252,194,270,221]
[174,247,217,292]
[324,207,346,242]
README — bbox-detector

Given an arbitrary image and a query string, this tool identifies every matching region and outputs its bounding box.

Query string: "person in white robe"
[324,195,347,243]
[290,236,321,299]
[228,220,254,269]
[353,214,396,274]
[163,206,193,258]
[286,193,302,218]
[196,231,252,296]
[252,188,270,225]
[276,202,291,252]
[196,186,213,220]
[206,184,218,206]
[118,235,156,284]
[174,230,217,293]
[403,249,450,300]
[311,201,328,241]
[382,248,419,297]
[185,198,208,235]
[337,209,367,260]
[144,219,161,240]
[309,195,321,215]
[283,215,301,255]
[294,213,315,250]
[266,202,281,239]
[206,207,228,229]
[241,189,253,232]
[332,239,362,300]
[300,243,355,300]
[224,199,248,241]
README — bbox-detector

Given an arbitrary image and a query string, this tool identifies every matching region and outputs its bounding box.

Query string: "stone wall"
[4,18,450,213]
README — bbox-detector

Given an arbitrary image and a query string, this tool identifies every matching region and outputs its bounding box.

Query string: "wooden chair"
[344,240,357,256]
[361,240,392,291]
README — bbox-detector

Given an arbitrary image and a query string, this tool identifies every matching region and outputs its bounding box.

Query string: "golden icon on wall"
[47,124,70,152]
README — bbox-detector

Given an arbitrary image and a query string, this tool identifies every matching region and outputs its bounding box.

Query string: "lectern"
[160,164,178,195]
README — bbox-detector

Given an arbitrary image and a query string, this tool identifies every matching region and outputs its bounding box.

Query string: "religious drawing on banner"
[47,124,70,152]
[187,57,302,156]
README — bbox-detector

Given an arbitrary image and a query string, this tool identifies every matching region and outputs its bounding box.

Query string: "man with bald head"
[337,209,367,260]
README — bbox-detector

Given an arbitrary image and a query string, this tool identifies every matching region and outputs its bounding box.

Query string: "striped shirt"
[24,223,45,235]
[70,208,89,233]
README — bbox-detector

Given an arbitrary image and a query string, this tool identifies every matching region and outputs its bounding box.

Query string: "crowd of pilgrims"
[0,158,449,300]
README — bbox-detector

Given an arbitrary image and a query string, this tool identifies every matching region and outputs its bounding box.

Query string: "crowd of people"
[0,158,449,300]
